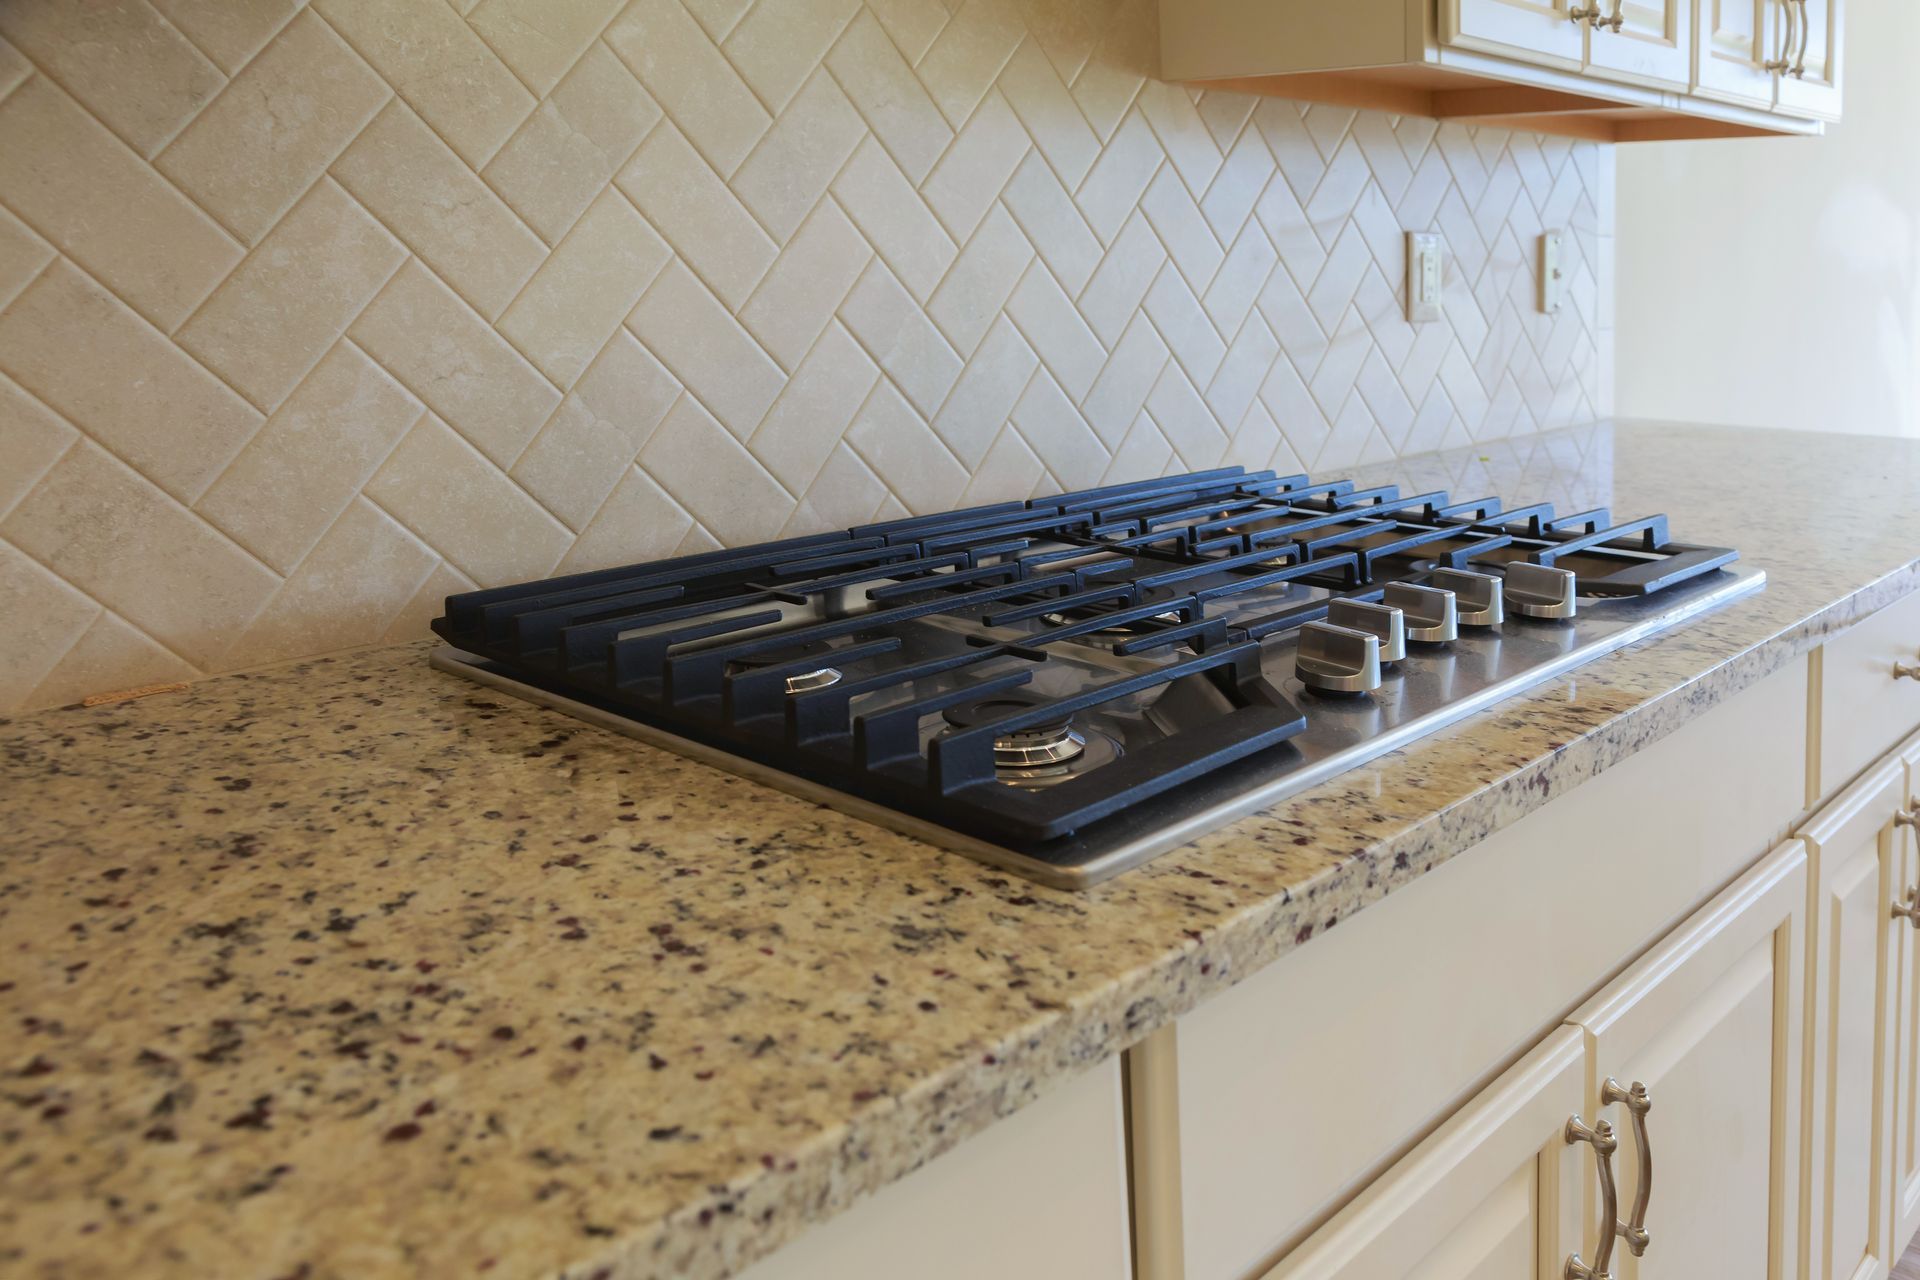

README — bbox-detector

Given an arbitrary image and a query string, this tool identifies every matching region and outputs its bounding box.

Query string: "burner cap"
[941,693,1087,770]
[726,640,844,695]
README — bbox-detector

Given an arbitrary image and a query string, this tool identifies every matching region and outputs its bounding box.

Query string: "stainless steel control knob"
[1506,562,1579,620]
[1383,582,1458,644]
[1296,622,1382,695]
[1431,567,1504,627]
[1328,598,1406,663]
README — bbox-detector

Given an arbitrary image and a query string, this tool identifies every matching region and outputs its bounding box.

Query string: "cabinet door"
[1775,0,1844,119]
[1895,740,1920,1258]
[1801,760,1902,1280]
[1585,0,1693,89]
[1566,840,1807,1280]
[1262,1028,1591,1280]
[1696,0,1782,108]
[1443,0,1588,71]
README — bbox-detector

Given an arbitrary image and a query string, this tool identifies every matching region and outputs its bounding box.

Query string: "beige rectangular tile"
[1013,367,1110,488]
[1101,409,1175,487]
[738,200,872,373]
[866,0,949,63]
[510,331,681,530]
[364,415,570,585]
[1145,361,1226,467]
[838,260,962,418]
[916,0,1024,128]
[481,43,658,245]
[0,0,224,156]
[177,179,404,410]
[1140,164,1224,296]
[500,188,670,388]
[380,559,473,645]
[149,0,300,74]
[1074,107,1163,245]
[157,11,389,245]
[313,0,531,168]
[0,374,75,521]
[2,442,279,668]
[927,203,1032,357]
[194,341,422,574]
[1004,260,1105,400]
[729,69,867,245]
[556,465,693,576]
[638,396,791,545]
[0,538,100,711]
[0,261,260,502]
[920,87,1029,243]
[844,380,967,514]
[221,497,438,669]
[1069,0,1151,142]
[0,77,241,330]
[466,0,622,96]
[748,321,877,493]
[1073,208,1164,350]
[829,136,955,303]
[1135,79,1223,197]
[997,38,1099,191]
[25,610,199,710]
[932,316,1035,467]
[332,102,544,321]
[0,205,51,312]
[683,0,754,42]
[826,9,952,186]
[783,442,885,536]
[350,260,560,467]
[1082,312,1167,448]
[0,35,30,97]
[626,261,785,440]
[605,0,769,177]
[723,0,860,113]
[1000,149,1101,295]
[616,123,774,311]
[960,422,1044,506]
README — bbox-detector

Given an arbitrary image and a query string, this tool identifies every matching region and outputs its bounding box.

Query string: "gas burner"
[941,694,1121,788]
[726,640,844,694]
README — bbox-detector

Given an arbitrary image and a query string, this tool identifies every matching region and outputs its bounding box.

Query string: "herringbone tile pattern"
[0,0,1613,715]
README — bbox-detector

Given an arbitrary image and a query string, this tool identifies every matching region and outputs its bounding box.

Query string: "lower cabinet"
[1897,739,1920,1256]
[737,1057,1133,1280]
[1257,841,1808,1280]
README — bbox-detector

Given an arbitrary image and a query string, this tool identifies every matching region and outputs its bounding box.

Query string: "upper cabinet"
[1160,0,1843,142]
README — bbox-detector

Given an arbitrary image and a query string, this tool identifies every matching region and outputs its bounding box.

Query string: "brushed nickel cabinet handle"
[1569,4,1602,23]
[1601,0,1626,32]
[1565,1116,1620,1280]
[1894,888,1920,928]
[1896,661,1920,681]
[1765,0,1797,71]
[1792,0,1811,76]
[1602,1079,1653,1256]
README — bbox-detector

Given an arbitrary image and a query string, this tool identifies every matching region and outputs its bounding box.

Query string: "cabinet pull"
[1896,661,1920,681]
[1569,4,1602,23]
[1565,1116,1620,1280]
[1601,1079,1653,1256]
[1600,0,1625,32]
[1791,0,1811,77]
[1765,0,1797,71]
[1894,888,1920,928]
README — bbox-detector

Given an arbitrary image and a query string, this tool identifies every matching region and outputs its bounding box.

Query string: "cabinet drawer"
[1140,658,1806,1280]
[739,1059,1131,1280]
[1820,589,1920,796]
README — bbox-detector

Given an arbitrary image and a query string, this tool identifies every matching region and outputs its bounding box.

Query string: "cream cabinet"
[1799,759,1904,1280]
[1259,1028,1591,1280]
[1161,0,1842,141]
[1565,839,1808,1280]
[1892,737,1920,1258]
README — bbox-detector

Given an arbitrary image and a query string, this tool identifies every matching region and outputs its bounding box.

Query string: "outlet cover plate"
[1407,231,1443,323]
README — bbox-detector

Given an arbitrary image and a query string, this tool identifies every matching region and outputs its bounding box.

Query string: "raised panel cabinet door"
[1800,759,1903,1280]
[1565,840,1808,1280]
[1695,0,1783,107]
[1894,738,1920,1257]
[1775,0,1844,119]
[1584,0,1693,89]
[1443,0,1588,70]
[1260,1027,1591,1280]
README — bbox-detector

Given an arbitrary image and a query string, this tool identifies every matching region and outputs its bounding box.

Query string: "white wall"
[1615,0,1920,436]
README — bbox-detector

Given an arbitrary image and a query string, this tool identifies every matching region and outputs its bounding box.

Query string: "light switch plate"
[1538,230,1564,314]
[1406,231,1443,323]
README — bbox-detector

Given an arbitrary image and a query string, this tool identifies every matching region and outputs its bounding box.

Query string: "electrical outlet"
[1406,232,1443,323]
[1538,231,1564,314]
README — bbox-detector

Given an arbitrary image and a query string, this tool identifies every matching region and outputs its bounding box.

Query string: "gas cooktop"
[430,466,1763,888]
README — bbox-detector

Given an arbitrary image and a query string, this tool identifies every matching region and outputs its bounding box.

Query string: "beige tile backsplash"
[0,0,1614,715]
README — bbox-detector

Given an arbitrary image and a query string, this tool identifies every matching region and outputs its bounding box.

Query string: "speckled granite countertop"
[5,421,1919,1280]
